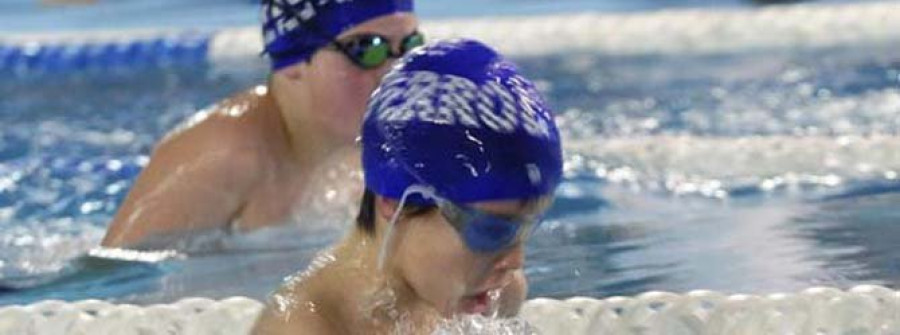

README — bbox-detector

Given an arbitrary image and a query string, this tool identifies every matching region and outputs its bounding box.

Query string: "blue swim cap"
[261,0,414,71]
[361,39,563,205]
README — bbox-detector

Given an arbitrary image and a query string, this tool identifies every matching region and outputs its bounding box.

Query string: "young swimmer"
[102,0,423,248]
[252,39,563,334]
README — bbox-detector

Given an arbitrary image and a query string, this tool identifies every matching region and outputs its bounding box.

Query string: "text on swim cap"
[368,71,552,139]
[263,0,354,44]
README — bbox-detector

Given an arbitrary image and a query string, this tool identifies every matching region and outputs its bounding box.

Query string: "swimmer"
[101,0,423,248]
[252,39,563,334]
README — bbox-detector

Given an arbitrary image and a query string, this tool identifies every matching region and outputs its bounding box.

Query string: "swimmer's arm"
[252,301,338,334]
[497,269,528,317]
[101,120,261,248]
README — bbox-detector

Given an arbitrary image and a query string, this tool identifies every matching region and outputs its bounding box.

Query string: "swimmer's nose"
[493,243,525,272]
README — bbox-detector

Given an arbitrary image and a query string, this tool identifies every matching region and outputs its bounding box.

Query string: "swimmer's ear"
[375,196,400,223]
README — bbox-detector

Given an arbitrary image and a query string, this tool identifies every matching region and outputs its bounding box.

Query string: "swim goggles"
[328,31,426,69]
[393,185,546,253]
[264,0,425,70]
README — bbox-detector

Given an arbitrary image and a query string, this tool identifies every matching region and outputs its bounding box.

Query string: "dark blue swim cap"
[361,39,563,205]
[261,0,414,71]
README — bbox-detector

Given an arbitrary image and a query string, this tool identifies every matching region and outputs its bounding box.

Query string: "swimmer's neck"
[333,229,440,328]
[337,229,417,299]
[265,79,354,169]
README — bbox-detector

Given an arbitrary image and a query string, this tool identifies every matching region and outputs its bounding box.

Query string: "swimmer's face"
[304,13,418,141]
[389,197,551,316]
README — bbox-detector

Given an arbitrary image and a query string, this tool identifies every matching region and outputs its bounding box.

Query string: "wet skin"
[101,14,419,248]
[252,196,550,334]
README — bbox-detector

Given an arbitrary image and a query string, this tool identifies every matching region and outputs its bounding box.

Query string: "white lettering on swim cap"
[526,163,542,186]
[298,1,316,21]
[510,77,551,138]
[443,75,479,128]
[314,0,353,6]
[265,0,358,46]
[269,0,358,32]
[479,81,518,133]
[284,17,300,32]
[367,73,405,121]
[271,4,283,18]
[376,71,439,122]
[406,72,441,123]
[369,70,553,139]
[408,73,451,124]
[366,75,406,115]
[473,85,496,128]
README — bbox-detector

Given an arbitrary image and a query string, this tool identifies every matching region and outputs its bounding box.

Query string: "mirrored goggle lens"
[401,32,426,53]
[344,32,426,69]
[350,36,391,69]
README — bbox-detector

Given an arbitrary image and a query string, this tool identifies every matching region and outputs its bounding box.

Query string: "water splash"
[270,250,337,318]
[433,314,539,335]
[563,134,900,199]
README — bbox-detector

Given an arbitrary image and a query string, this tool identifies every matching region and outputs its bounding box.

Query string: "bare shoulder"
[160,89,275,161]
[100,88,279,247]
[252,272,341,334]
[131,91,274,200]
[146,88,284,183]
[252,300,337,335]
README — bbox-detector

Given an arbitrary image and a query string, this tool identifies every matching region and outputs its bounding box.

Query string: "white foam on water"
[2,285,899,334]
[433,315,539,335]
[207,1,900,64]
[3,2,899,64]
[564,133,900,197]
[3,2,900,333]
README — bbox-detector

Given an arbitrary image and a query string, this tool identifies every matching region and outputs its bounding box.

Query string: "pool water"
[0,0,882,32]
[2,4,900,307]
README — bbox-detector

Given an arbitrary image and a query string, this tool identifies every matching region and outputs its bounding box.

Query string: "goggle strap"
[375,185,437,271]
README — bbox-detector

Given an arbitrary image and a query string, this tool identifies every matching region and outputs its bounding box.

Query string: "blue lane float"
[2,2,900,334]
[0,33,211,73]
[3,1,900,75]
[1,285,899,335]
